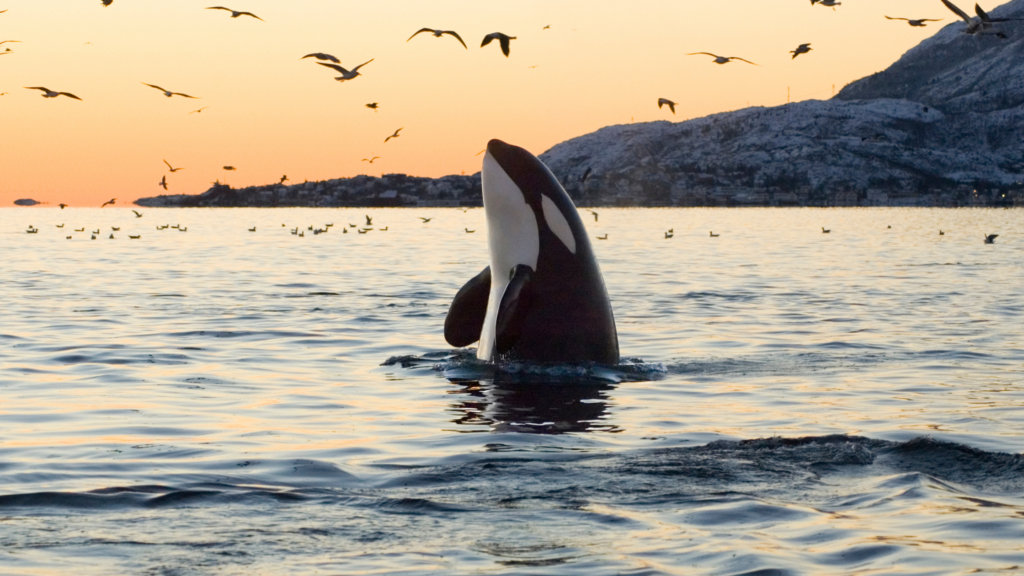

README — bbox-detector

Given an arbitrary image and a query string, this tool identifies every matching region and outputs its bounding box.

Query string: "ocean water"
[1,206,1022,575]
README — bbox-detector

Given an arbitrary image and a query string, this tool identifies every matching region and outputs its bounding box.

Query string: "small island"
[13,199,41,206]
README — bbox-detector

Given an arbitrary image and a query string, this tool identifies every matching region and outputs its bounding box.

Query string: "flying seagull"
[301,52,339,63]
[984,233,998,243]
[408,28,468,49]
[365,102,379,111]
[143,83,199,99]
[189,107,209,114]
[657,98,676,114]
[384,128,403,143]
[317,59,374,82]
[25,87,82,100]
[791,43,812,58]
[885,16,943,26]
[206,6,264,21]
[279,175,288,184]
[811,0,842,8]
[159,175,168,190]
[362,157,380,163]
[481,32,516,56]
[0,40,20,46]
[101,198,116,207]
[941,0,1010,36]
[101,0,112,6]
[587,210,598,222]
[163,159,184,172]
[132,210,143,218]
[223,166,236,171]
[687,53,759,65]
[59,203,69,209]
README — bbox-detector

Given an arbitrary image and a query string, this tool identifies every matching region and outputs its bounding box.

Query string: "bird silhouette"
[366,215,373,225]
[408,28,468,49]
[223,166,236,171]
[317,60,374,82]
[25,86,82,100]
[159,175,168,190]
[365,102,379,111]
[420,217,432,223]
[885,16,943,26]
[586,209,598,222]
[59,203,69,209]
[279,175,288,184]
[687,53,758,65]
[132,210,143,218]
[481,32,516,56]
[163,160,184,172]
[658,98,677,114]
[822,227,831,233]
[790,43,812,59]
[206,6,264,21]
[142,83,199,99]
[384,128,403,143]
[101,198,116,207]
[362,157,380,163]
[189,107,209,114]
[985,234,998,244]
[301,52,339,63]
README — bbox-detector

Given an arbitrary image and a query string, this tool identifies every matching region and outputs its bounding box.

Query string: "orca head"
[482,139,579,277]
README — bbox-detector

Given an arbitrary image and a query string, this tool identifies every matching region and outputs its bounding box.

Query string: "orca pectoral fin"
[444,266,491,347]
[495,265,534,354]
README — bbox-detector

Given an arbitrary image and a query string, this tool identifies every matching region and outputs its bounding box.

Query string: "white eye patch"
[541,195,576,254]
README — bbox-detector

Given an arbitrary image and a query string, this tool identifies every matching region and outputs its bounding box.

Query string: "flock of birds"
[652,0,1017,114]
[21,207,1003,245]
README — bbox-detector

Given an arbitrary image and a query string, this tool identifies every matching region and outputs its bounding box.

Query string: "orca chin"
[444,139,619,365]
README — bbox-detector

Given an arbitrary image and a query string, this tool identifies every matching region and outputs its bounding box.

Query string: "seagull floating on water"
[206,6,264,21]
[885,16,943,26]
[596,234,608,240]
[657,98,677,114]
[317,60,374,82]
[25,86,82,100]
[688,53,758,65]
[710,231,720,237]
[143,83,199,99]
[822,227,831,233]
[481,32,516,56]
[408,28,467,49]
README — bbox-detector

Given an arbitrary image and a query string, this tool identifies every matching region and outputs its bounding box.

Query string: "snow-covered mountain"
[539,0,1024,207]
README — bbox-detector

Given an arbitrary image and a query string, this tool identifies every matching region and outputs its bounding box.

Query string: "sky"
[0,0,1001,207]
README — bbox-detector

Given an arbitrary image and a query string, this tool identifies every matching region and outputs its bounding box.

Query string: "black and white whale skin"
[444,139,619,364]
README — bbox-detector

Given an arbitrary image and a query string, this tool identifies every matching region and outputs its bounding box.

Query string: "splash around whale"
[444,139,619,365]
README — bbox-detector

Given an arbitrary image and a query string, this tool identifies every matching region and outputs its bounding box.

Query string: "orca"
[444,139,619,364]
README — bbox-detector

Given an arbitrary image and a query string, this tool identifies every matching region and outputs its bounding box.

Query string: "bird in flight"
[164,159,184,172]
[101,0,112,6]
[0,40,20,48]
[143,83,199,99]
[420,217,432,223]
[790,43,812,59]
[301,52,339,63]
[407,28,468,49]
[132,210,143,218]
[25,87,82,100]
[159,175,168,190]
[366,215,373,225]
[223,166,236,171]
[687,53,759,65]
[985,233,998,243]
[101,198,116,207]
[317,60,374,82]
[189,107,209,114]
[587,210,598,221]
[206,6,264,21]
[941,0,1009,36]
[279,175,288,184]
[366,102,379,111]
[811,0,841,8]
[362,157,380,163]
[384,128,403,143]
[885,16,943,26]
[59,203,69,209]
[543,25,551,30]
[481,32,516,57]
[657,98,676,114]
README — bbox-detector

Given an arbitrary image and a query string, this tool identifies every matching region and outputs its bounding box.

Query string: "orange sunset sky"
[0,0,994,207]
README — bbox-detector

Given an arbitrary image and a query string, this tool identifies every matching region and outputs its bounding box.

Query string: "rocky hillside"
[138,3,1024,209]
[538,0,1024,207]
